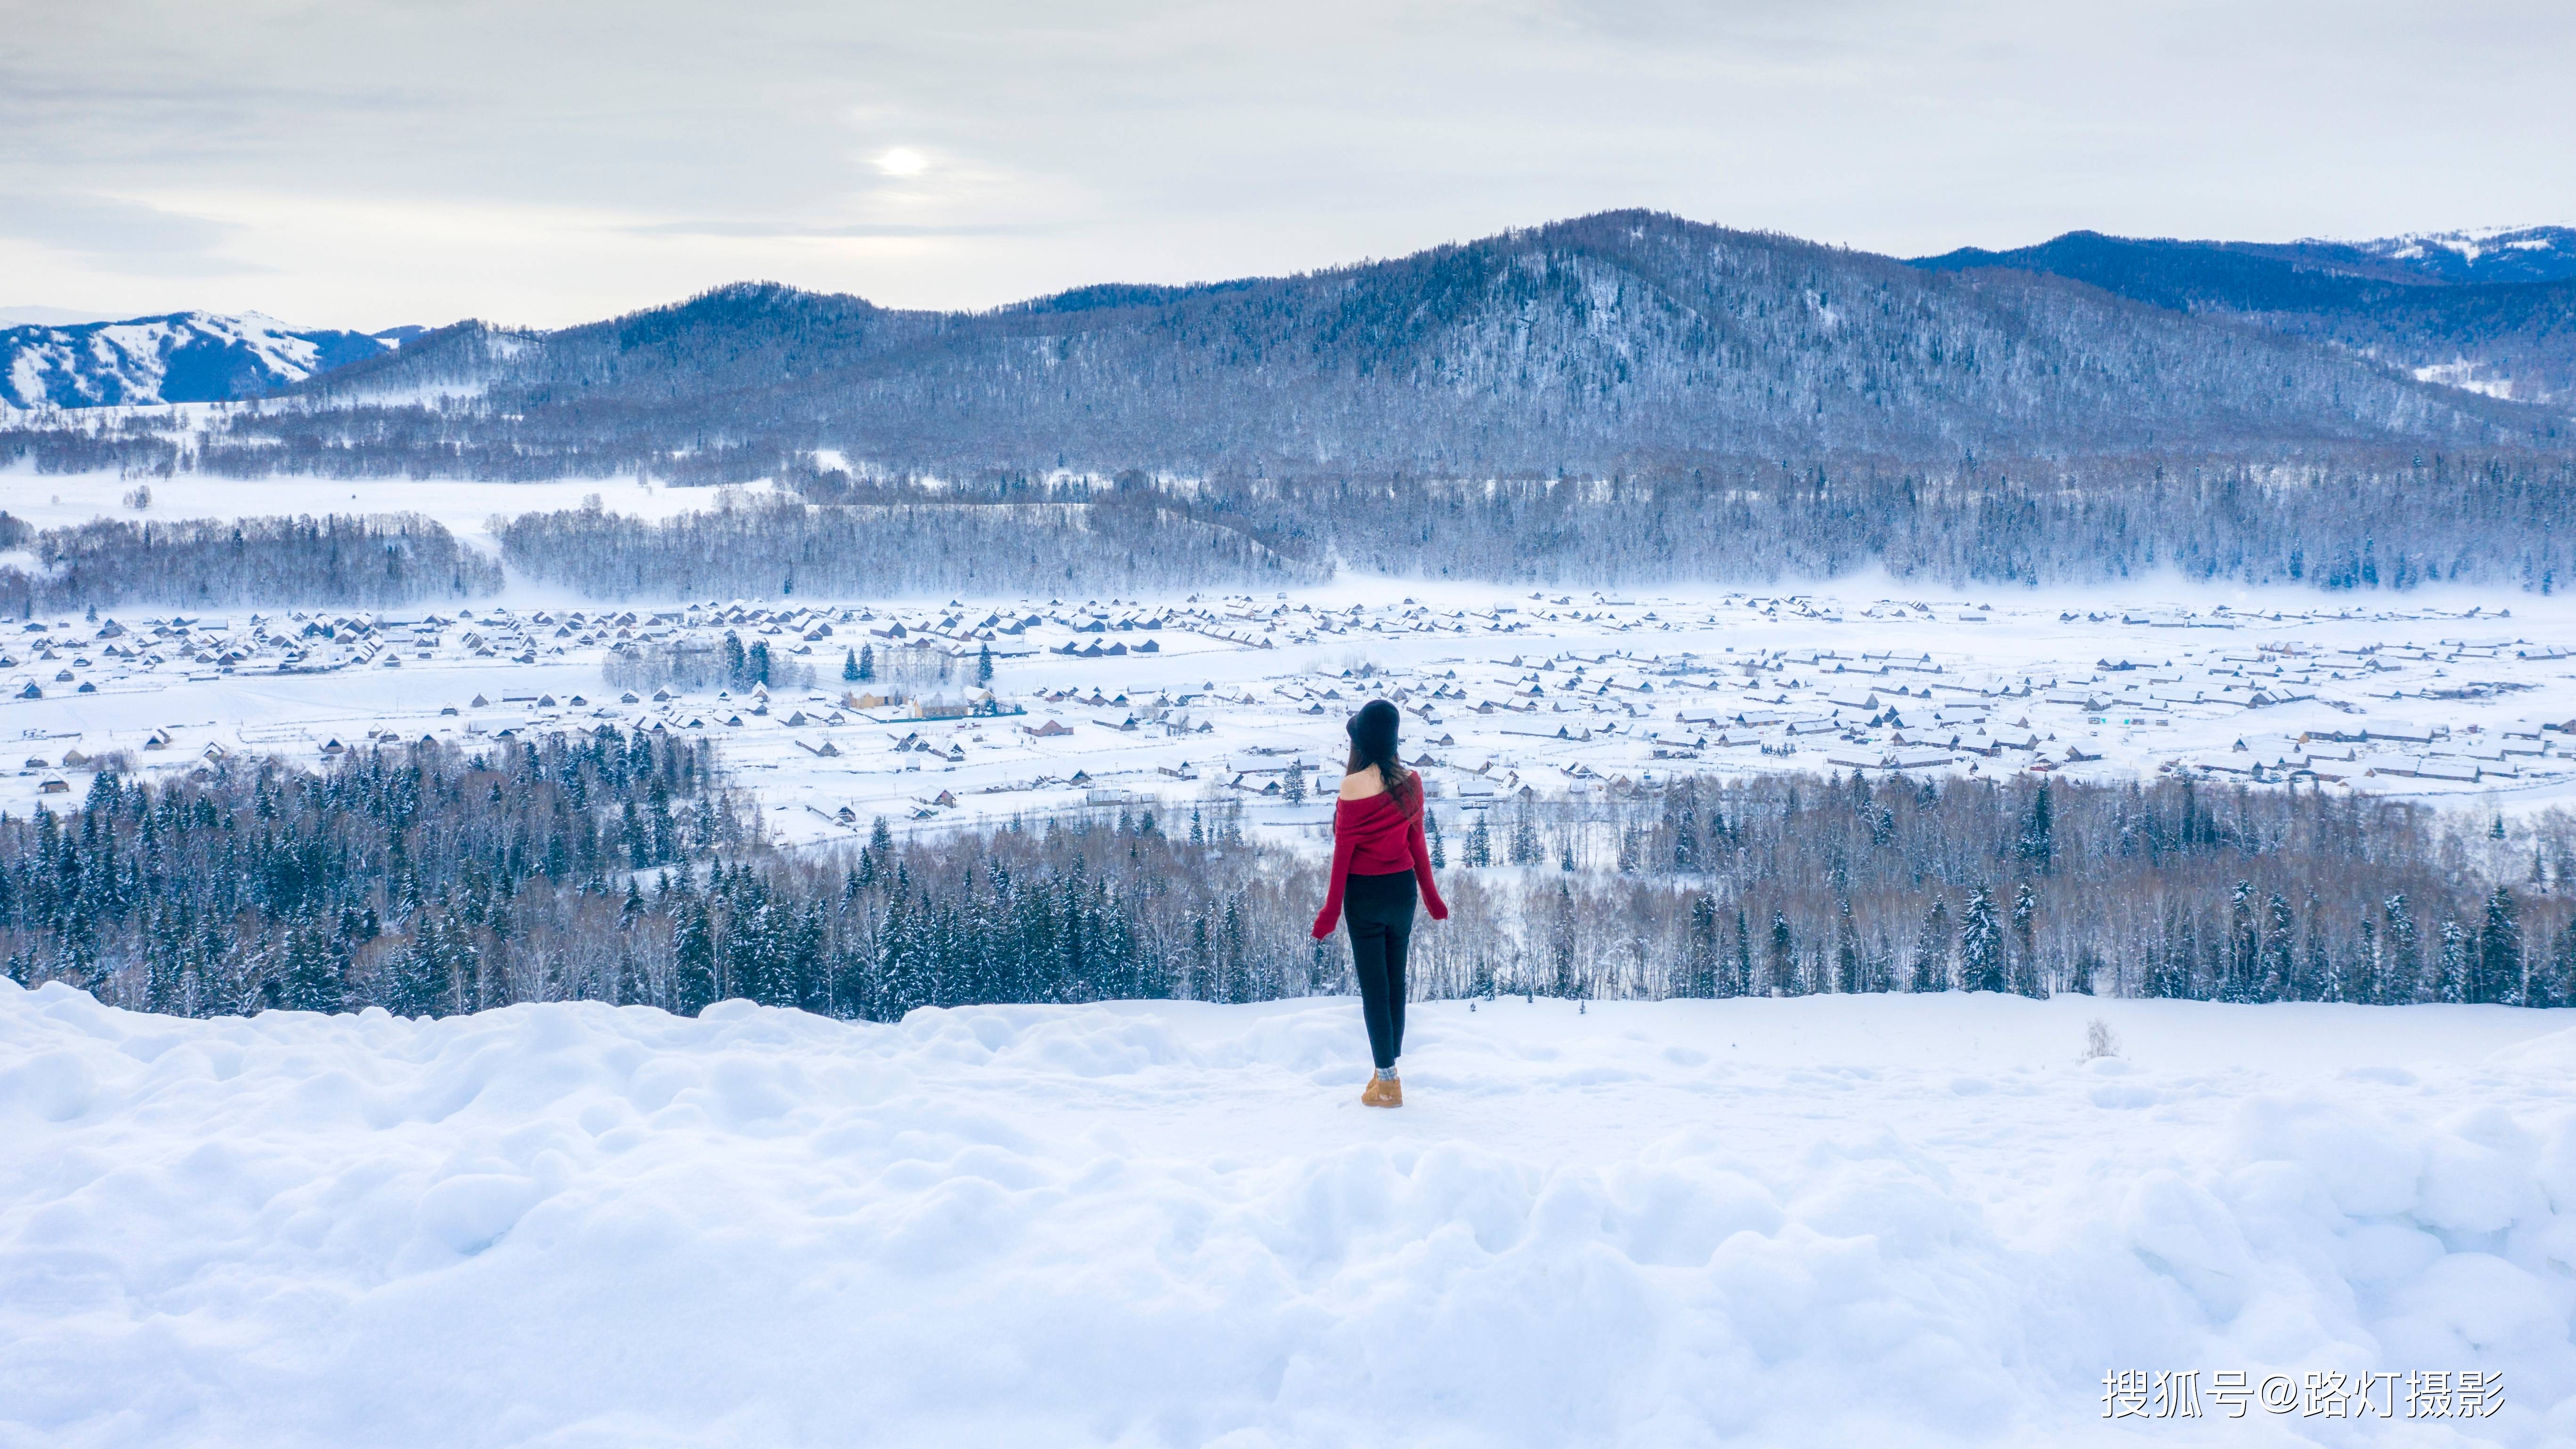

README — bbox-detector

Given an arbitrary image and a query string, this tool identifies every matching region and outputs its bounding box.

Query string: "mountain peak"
[0,310,400,408]
[2341,225,2576,284]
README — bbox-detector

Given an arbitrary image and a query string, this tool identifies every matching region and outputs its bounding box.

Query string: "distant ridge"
[1912,227,2576,403]
[272,210,2557,478]
[10,212,2572,470]
[0,305,115,329]
[0,312,405,408]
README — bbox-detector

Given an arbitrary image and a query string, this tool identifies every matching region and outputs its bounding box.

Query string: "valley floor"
[3,982,2572,1446]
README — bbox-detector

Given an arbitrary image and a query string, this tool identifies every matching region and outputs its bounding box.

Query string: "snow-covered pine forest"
[10,741,2570,1018]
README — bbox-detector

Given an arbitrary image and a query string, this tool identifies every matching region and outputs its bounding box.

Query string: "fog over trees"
[495,490,1325,598]
[3,448,2569,608]
[0,511,500,614]
[486,451,2576,597]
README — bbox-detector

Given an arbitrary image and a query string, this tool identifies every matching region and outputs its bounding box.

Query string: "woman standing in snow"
[1311,699,1448,1107]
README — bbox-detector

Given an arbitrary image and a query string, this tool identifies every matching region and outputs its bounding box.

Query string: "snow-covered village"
[10,584,2574,833]
[9,5,2576,1447]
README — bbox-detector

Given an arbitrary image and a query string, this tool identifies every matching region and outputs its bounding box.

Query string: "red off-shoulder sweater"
[1310,781,1450,938]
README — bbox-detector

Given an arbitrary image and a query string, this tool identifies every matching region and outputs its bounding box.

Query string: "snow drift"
[3,980,2572,1447]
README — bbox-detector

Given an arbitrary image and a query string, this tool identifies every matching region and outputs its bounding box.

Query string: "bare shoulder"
[1338,770,1387,801]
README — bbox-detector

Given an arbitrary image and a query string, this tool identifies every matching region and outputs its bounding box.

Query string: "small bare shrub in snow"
[2083,1019,2121,1062]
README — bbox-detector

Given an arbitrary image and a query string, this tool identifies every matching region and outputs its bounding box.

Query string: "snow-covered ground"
[0,461,762,557]
[3,979,2570,1446]
[10,466,2576,832]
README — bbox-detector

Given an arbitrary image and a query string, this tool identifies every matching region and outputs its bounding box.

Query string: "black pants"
[1345,870,1417,1071]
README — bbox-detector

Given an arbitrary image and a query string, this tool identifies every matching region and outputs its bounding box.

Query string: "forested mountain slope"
[2279,225,2576,287]
[1913,231,2576,404]
[270,211,2551,479]
[0,313,399,408]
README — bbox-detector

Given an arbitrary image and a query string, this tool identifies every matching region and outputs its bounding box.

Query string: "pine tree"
[2351,915,2381,1004]
[2544,918,2576,1010]
[2306,917,2338,1003]
[2437,919,2470,1004]
[1466,811,1492,867]
[2009,883,2046,997]
[1670,784,1701,873]
[2384,894,2422,1003]
[2260,892,2295,1002]
[2069,943,2101,996]
[1686,894,1718,998]
[2016,780,2055,873]
[1910,897,1952,992]
[1549,881,1579,997]
[842,647,859,682]
[673,893,717,1015]
[385,927,444,1017]
[858,643,876,682]
[1766,909,1797,996]
[1833,898,1859,994]
[975,643,994,687]
[281,916,346,1013]
[1428,810,1446,868]
[2228,880,2258,1002]
[1960,886,2004,993]
[2477,886,2523,1005]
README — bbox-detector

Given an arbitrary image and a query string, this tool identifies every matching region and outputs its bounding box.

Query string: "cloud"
[0,0,2569,325]
[624,220,1070,239]
[0,191,268,275]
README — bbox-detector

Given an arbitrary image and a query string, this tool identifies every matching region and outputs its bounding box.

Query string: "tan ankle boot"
[1362,1073,1401,1107]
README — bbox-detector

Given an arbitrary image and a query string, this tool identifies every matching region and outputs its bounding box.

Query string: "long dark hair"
[1346,699,1412,804]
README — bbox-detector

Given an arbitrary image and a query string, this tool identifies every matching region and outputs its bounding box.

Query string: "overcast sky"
[4,0,2570,331]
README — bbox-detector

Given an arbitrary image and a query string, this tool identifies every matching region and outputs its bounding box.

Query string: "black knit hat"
[1347,699,1401,760]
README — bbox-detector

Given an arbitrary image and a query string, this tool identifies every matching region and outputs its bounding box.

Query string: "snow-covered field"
[0,460,758,556]
[8,560,2576,836]
[4,978,2571,1447]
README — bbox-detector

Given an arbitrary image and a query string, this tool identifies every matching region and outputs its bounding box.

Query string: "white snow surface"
[5,980,2574,1447]
[0,463,763,553]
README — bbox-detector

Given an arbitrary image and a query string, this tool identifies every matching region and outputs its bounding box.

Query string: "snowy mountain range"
[1913,225,2576,403]
[255,210,2558,480]
[0,312,412,409]
[7,214,2571,452]
[2344,224,2576,285]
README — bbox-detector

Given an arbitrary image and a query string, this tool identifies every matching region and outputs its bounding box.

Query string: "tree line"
[601,631,818,694]
[11,432,2576,595]
[492,490,1328,599]
[421,452,2576,596]
[6,741,2569,1020]
[0,512,501,614]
